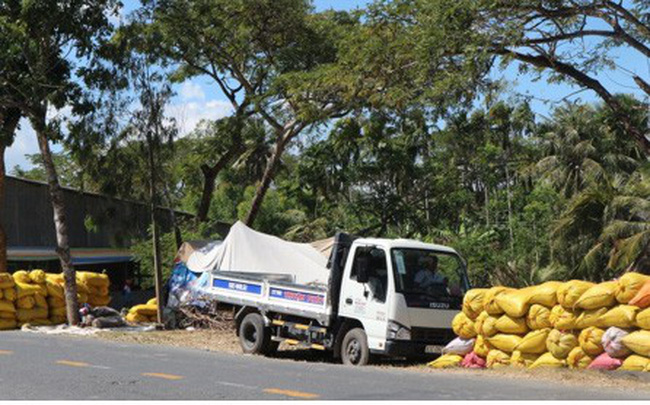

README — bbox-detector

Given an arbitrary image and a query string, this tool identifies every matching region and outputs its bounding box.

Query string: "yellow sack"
[29,270,47,284]
[566,347,593,369]
[620,355,650,372]
[495,289,531,318]
[0,318,17,330]
[46,281,64,299]
[26,318,52,326]
[462,288,487,320]
[483,286,513,315]
[474,312,498,337]
[0,311,14,319]
[16,308,48,322]
[75,282,90,295]
[33,293,48,309]
[147,297,157,306]
[88,285,109,297]
[50,307,67,317]
[527,281,561,307]
[495,315,529,334]
[452,312,477,339]
[557,280,594,309]
[87,295,111,307]
[510,350,539,368]
[486,350,510,369]
[3,288,15,302]
[576,281,618,310]
[526,304,552,330]
[549,305,578,330]
[579,327,605,356]
[132,303,158,317]
[487,334,522,353]
[636,308,650,330]
[621,331,650,357]
[16,296,35,309]
[0,289,3,300]
[474,335,493,358]
[0,299,16,313]
[78,293,88,304]
[529,352,566,369]
[427,354,463,369]
[616,273,650,304]
[126,312,150,324]
[78,271,110,288]
[514,328,550,354]
[598,305,639,329]
[574,308,607,329]
[47,297,66,308]
[0,273,15,289]
[546,329,578,359]
[15,282,42,298]
[12,270,30,284]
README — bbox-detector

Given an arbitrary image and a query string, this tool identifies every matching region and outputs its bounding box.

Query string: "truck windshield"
[390,248,469,300]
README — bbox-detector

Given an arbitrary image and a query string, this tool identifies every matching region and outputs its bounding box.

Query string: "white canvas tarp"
[186,221,330,285]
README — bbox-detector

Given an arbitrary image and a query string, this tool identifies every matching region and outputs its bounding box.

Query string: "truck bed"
[208,271,332,325]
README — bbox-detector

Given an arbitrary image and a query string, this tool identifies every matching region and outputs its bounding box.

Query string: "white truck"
[208,232,470,365]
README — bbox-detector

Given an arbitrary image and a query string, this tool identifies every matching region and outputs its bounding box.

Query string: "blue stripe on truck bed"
[269,287,325,306]
[213,278,262,295]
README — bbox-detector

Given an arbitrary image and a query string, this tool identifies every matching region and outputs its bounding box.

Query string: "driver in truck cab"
[414,255,448,295]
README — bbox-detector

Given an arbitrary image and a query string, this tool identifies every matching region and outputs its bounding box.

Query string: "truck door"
[338,245,390,351]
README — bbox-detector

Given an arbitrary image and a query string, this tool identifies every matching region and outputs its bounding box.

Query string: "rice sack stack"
[77,271,111,308]
[13,270,49,326]
[125,298,158,324]
[45,273,69,324]
[0,272,17,330]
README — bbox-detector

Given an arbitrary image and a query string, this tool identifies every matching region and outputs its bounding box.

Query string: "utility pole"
[147,132,164,325]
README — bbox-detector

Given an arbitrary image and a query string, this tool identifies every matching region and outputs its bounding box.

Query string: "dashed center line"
[56,360,90,368]
[141,372,184,380]
[0,350,13,355]
[264,388,320,399]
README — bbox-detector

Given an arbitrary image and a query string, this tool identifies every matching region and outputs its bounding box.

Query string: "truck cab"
[335,238,470,365]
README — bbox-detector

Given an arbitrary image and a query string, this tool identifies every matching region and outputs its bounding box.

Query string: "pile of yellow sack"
[13,270,49,326]
[0,273,17,330]
[430,272,650,372]
[76,271,111,307]
[0,270,113,330]
[125,298,158,324]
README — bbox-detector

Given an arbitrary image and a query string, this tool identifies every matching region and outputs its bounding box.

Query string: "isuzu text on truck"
[204,228,470,366]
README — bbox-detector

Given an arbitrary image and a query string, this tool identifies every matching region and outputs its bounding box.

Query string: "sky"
[5,0,648,172]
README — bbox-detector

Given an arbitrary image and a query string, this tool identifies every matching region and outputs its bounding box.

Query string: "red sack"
[461,351,486,369]
[587,352,622,370]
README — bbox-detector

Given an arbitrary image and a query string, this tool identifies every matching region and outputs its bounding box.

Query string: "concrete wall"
[2,176,193,248]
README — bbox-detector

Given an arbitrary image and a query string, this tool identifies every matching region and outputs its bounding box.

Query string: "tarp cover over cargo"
[186,221,330,286]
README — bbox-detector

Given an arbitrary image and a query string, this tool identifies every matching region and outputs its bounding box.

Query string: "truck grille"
[411,327,456,345]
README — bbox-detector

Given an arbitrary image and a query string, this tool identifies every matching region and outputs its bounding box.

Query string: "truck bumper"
[381,340,443,358]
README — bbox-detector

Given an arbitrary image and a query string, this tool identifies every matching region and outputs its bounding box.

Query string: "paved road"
[0,331,648,400]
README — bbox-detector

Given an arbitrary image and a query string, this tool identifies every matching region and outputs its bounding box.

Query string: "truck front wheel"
[341,328,370,366]
[238,313,273,355]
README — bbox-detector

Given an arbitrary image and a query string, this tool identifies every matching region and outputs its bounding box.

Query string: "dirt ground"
[91,327,650,392]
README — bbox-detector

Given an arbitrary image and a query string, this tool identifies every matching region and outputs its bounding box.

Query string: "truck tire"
[238,313,272,355]
[341,328,369,366]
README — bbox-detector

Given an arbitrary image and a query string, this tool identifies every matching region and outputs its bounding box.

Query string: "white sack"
[602,327,632,358]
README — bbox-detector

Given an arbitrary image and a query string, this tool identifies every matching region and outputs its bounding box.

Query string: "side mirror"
[356,256,369,284]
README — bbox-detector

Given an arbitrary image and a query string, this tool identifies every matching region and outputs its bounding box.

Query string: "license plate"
[425,345,442,354]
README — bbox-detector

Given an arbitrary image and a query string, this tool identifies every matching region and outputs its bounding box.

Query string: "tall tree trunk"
[32,110,79,325]
[196,142,243,223]
[504,162,514,252]
[244,136,287,227]
[147,134,164,324]
[484,184,491,227]
[0,144,7,273]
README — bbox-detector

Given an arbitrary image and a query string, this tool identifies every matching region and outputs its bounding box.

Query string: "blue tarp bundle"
[166,262,212,309]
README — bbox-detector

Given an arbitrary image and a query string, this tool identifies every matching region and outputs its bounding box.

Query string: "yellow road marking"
[264,388,320,399]
[56,360,89,367]
[0,350,13,355]
[142,372,184,380]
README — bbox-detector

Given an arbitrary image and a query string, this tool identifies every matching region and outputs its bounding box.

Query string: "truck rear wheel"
[341,328,369,366]
[238,313,273,355]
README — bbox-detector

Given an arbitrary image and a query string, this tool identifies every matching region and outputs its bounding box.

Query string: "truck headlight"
[387,320,411,340]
